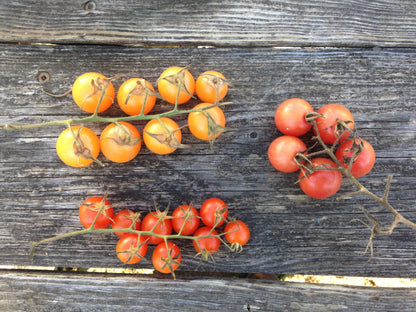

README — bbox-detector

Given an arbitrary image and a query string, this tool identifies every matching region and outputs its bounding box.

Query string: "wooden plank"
[1,0,416,47]
[1,270,416,312]
[0,44,415,276]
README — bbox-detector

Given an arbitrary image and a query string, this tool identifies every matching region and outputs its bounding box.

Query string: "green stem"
[1,102,232,131]
[91,83,107,117]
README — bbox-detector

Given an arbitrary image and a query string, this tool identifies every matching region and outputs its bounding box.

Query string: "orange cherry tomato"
[72,72,115,113]
[100,121,141,163]
[56,126,100,168]
[195,70,228,103]
[157,66,195,105]
[117,78,157,116]
[188,103,226,141]
[143,117,182,155]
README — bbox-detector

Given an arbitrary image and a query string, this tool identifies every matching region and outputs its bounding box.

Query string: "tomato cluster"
[268,98,376,199]
[55,68,229,167]
[78,195,250,276]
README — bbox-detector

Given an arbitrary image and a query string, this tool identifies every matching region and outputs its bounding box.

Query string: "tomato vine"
[29,194,250,279]
[270,98,416,259]
[0,67,231,166]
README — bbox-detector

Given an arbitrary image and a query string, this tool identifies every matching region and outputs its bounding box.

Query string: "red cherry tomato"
[313,104,354,144]
[298,158,343,199]
[335,138,376,178]
[116,234,148,264]
[274,98,314,136]
[193,227,221,255]
[200,198,228,228]
[268,135,307,173]
[152,241,182,274]
[141,211,173,245]
[78,196,113,229]
[111,209,141,238]
[171,205,200,236]
[224,220,250,247]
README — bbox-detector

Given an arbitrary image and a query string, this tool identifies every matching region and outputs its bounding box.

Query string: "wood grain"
[1,0,416,47]
[0,44,415,276]
[2,270,416,312]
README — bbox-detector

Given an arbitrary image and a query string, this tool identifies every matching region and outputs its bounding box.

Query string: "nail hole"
[82,0,96,12]
[37,72,50,83]
[250,132,257,139]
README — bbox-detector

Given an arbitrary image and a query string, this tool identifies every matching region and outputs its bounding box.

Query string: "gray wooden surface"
[2,270,416,312]
[1,44,415,276]
[1,0,416,310]
[1,0,416,47]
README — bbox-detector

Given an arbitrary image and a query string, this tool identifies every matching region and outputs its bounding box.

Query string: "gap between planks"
[1,265,416,288]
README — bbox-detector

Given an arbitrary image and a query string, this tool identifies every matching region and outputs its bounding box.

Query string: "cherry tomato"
[72,72,115,113]
[314,104,354,144]
[56,126,100,168]
[171,205,200,236]
[79,196,114,229]
[157,66,195,105]
[193,227,221,255]
[298,158,343,199]
[268,135,307,173]
[274,98,314,137]
[117,78,156,116]
[143,117,182,155]
[152,241,182,274]
[188,103,226,141]
[112,209,141,238]
[224,220,250,247]
[100,121,141,163]
[335,138,376,178]
[195,70,228,103]
[200,198,228,228]
[116,234,148,264]
[141,211,173,245]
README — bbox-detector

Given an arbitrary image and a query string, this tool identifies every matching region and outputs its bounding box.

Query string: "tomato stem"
[0,102,232,131]
[305,115,416,259]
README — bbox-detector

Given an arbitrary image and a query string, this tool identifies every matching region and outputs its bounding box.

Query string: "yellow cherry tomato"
[143,117,182,155]
[72,72,115,113]
[117,78,156,116]
[100,122,141,163]
[56,126,100,167]
[157,66,195,105]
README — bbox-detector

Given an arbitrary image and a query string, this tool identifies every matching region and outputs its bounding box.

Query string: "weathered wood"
[1,270,416,312]
[1,0,416,47]
[0,44,415,276]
